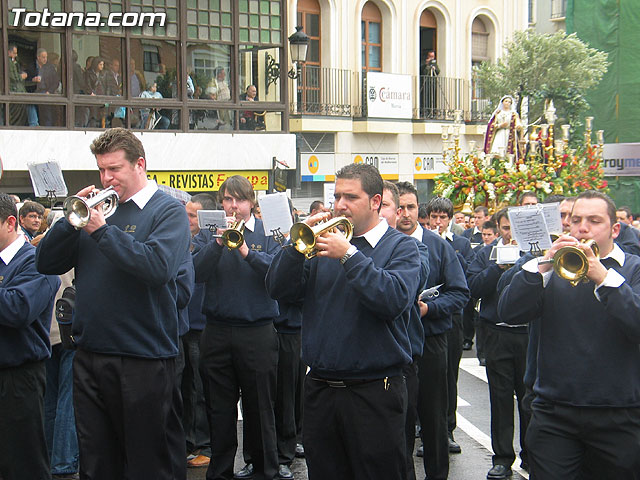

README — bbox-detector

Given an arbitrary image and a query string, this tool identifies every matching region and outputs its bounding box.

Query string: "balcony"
[288,66,492,128]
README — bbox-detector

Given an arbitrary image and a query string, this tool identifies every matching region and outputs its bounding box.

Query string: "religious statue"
[483,95,523,161]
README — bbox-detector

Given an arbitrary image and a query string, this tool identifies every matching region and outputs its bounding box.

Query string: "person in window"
[8,44,28,126]
[421,50,440,119]
[26,48,59,126]
[239,85,265,131]
[84,57,107,128]
[204,67,232,129]
[140,82,170,129]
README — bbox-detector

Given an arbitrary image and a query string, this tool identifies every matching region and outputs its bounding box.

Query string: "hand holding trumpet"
[299,212,352,259]
[538,234,607,285]
[68,185,108,234]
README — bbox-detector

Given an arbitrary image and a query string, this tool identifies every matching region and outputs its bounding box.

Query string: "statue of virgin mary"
[483,95,523,160]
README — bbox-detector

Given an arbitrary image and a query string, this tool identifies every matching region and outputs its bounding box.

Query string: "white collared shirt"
[410,225,425,242]
[354,219,388,248]
[0,235,26,266]
[243,215,256,232]
[127,179,158,209]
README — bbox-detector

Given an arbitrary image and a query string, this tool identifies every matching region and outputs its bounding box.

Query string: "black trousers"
[527,402,640,479]
[181,329,211,456]
[73,350,177,480]
[304,374,407,480]
[462,299,476,344]
[484,327,529,467]
[275,332,302,465]
[0,361,50,480]
[200,323,278,480]
[417,333,449,480]
[403,360,419,480]
[447,313,463,434]
[168,338,187,480]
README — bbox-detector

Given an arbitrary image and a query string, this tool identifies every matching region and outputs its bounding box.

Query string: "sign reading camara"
[366,72,412,119]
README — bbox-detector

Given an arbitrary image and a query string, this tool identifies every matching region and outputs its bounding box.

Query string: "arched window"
[472,17,490,63]
[361,2,382,72]
[296,0,321,112]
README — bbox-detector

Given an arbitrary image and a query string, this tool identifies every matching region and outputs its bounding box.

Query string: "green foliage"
[474,30,608,130]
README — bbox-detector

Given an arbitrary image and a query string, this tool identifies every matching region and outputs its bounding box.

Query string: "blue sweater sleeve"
[244,232,279,278]
[192,229,224,283]
[90,201,190,287]
[342,236,421,318]
[176,250,195,310]
[416,240,430,293]
[424,247,469,322]
[266,245,309,304]
[467,243,504,299]
[497,268,545,326]
[0,251,60,329]
[35,220,79,275]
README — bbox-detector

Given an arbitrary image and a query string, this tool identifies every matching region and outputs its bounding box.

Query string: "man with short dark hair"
[396,181,469,480]
[499,190,640,478]
[380,181,429,480]
[519,191,538,206]
[462,206,489,245]
[267,165,422,480]
[309,200,327,216]
[468,208,529,479]
[425,196,474,454]
[183,193,216,469]
[616,205,633,225]
[19,201,45,241]
[193,175,280,480]
[0,192,60,480]
[480,220,498,247]
[36,128,191,480]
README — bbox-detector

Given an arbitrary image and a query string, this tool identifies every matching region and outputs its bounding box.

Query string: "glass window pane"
[369,46,381,69]
[187,43,232,102]
[308,39,320,63]
[307,13,319,37]
[131,39,179,99]
[238,46,280,103]
[133,107,180,129]
[368,22,380,44]
[189,109,235,130]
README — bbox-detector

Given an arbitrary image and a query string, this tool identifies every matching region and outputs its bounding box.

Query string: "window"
[361,2,382,72]
[471,18,489,62]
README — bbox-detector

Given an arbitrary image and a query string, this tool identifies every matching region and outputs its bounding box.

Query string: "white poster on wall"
[602,143,640,176]
[353,154,399,176]
[366,72,413,119]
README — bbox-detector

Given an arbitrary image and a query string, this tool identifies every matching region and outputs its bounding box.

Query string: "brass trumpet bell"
[63,186,119,229]
[290,216,354,259]
[221,218,245,250]
[553,239,599,287]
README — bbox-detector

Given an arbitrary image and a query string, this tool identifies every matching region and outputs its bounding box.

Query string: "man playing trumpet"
[497,190,640,478]
[35,128,191,480]
[266,164,422,480]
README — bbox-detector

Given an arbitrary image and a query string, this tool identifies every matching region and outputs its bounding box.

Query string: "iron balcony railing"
[289,67,492,122]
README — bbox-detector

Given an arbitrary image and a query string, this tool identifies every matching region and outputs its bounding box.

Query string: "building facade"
[0,0,528,208]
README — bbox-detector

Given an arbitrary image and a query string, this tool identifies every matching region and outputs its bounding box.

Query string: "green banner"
[568,0,640,144]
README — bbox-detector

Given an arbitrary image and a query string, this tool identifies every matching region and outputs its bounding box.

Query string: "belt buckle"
[327,380,346,388]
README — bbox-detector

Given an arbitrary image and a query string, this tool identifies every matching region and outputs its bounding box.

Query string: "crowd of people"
[1,127,640,480]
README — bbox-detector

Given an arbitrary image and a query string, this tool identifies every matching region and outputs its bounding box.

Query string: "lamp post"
[287,26,309,80]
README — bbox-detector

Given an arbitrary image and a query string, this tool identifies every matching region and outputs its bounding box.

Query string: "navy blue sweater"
[420,228,470,336]
[1,241,60,367]
[274,302,303,334]
[467,240,526,333]
[266,226,421,379]
[408,237,430,357]
[192,217,279,325]
[497,253,640,407]
[177,249,195,336]
[187,282,206,331]
[36,190,190,358]
[616,222,640,257]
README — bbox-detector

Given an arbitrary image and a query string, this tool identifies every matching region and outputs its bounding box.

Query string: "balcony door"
[297,0,321,113]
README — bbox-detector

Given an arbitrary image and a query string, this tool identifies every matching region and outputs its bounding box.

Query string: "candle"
[561,124,570,140]
[585,116,593,130]
[596,130,604,145]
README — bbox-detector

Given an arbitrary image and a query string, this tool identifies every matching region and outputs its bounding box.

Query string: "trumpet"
[212,213,245,250]
[539,238,599,286]
[63,186,119,229]
[290,216,354,259]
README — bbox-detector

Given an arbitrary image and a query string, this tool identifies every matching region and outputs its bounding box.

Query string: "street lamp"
[288,26,309,79]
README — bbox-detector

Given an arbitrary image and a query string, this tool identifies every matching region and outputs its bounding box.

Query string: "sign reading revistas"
[366,72,412,119]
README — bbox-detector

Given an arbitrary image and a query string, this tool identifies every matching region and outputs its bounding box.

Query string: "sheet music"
[27,160,68,197]
[508,205,552,252]
[197,210,227,231]
[540,202,563,235]
[258,192,293,238]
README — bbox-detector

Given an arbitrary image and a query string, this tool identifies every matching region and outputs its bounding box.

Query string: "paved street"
[187,348,528,480]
